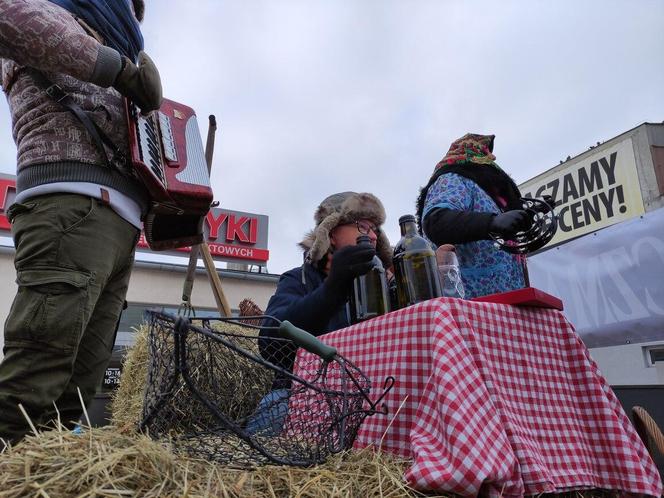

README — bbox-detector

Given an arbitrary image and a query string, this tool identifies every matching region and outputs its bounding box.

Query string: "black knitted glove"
[541,194,554,207]
[113,51,163,113]
[489,210,532,238]
[324,244,376,294]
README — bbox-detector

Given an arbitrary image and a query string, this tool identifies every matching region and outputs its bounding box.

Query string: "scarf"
[48,0,144,62]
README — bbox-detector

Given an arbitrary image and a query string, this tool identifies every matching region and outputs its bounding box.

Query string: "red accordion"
[125,99,214,250]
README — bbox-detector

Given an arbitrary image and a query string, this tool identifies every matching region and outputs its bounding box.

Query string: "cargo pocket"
[4,267,91,353]
[5,201,36,224]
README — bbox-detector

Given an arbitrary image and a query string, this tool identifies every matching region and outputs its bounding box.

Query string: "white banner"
[528,208,664,348]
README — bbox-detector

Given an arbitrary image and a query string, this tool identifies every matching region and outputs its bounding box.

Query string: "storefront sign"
[0,176,14,231]
[520,138,645,245]
[136,207,270,263]
[0,173,269,263]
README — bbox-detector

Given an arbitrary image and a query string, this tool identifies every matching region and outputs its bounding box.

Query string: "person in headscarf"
[416,133,531,299]
[0,0,160,446]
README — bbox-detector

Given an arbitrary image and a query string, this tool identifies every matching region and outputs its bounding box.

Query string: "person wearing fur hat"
[416,133,532,299]
[247,192,391,434]
[0,0,159,446]
[260,191,392,363]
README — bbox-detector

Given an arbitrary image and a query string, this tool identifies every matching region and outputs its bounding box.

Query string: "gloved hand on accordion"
[113,51,163,114]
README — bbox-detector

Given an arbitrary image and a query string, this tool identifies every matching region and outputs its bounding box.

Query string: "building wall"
[522,123,664,389]
[633,123,664,212]
[589,341,664,386]
[127,263,277,311]
[0,250,279,356]
[585,125,664,387]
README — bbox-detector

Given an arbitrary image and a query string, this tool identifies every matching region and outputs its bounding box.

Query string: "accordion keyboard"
[126,97,214,213]
[136,111,173,188]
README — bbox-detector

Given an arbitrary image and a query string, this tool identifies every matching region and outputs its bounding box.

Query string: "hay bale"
[0,426,444,498]
[110,324,150,428]
[113,315,370,467]
[111,316,274,434]
[187,319,275,423]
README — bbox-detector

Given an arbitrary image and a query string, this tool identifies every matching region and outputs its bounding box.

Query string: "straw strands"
[0,319,442,497]
[109,323,149,429]
[0,423,625,498]
[0,425,441,498]
[120,315,374,466]
[111,319,274,431]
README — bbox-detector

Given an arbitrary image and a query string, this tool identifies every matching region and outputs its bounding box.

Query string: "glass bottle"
[392,214,443,308]
[437,250,466,299]
[349,235,391,324]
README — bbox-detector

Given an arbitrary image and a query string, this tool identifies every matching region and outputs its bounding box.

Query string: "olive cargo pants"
[0,194,139,445]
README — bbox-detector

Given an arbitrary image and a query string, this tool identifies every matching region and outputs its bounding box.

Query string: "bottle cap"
[398,214,416,224]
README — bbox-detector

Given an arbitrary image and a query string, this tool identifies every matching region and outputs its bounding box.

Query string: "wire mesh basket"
[140,310,392,467]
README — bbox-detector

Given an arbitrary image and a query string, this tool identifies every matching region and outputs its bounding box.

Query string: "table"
[295,297,663,497]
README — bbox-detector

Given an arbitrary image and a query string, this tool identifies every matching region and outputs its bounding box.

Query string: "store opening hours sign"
[0,174,269,263]
[520,138,645,246]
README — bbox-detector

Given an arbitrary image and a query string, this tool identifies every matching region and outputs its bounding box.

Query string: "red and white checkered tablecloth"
[294,297,662,497]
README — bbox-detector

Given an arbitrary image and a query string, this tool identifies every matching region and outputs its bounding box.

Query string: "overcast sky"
[1,0,663,274]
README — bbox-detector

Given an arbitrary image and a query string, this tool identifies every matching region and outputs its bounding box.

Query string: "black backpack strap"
[27,68,127,173]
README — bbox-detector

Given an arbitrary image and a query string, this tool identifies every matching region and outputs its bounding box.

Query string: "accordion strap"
[26,68,127,174]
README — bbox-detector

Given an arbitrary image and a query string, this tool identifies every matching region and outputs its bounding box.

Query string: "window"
[644,345,664,367]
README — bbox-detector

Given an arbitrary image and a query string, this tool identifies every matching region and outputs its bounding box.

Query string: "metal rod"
[180,116,217,311]
[180,114,231,317]
[201,241,232,317]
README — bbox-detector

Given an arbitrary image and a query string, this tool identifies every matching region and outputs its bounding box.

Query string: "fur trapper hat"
[132,0,145,22]
[299,192,392,267]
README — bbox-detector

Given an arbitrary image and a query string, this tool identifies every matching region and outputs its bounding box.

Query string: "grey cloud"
[1,0,662,274]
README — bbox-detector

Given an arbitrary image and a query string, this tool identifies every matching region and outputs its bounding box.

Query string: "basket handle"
[279,321,337,361]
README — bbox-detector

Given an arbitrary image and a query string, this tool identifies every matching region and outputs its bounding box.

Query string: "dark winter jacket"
[259,262,350,389]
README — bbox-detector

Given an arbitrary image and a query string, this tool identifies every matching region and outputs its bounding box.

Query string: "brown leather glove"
[113,51,163,113]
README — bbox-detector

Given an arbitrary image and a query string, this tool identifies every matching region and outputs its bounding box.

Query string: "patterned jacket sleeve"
[422,174,496,245]
[0,0,121,87]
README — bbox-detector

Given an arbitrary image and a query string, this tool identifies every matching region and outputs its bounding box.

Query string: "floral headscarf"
[434,133,497,170]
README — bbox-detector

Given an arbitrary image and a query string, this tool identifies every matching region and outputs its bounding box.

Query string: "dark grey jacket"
[259,262,349,389]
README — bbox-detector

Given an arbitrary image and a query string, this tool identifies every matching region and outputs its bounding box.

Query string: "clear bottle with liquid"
[349,235,391,324]
[392,214,443,308]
